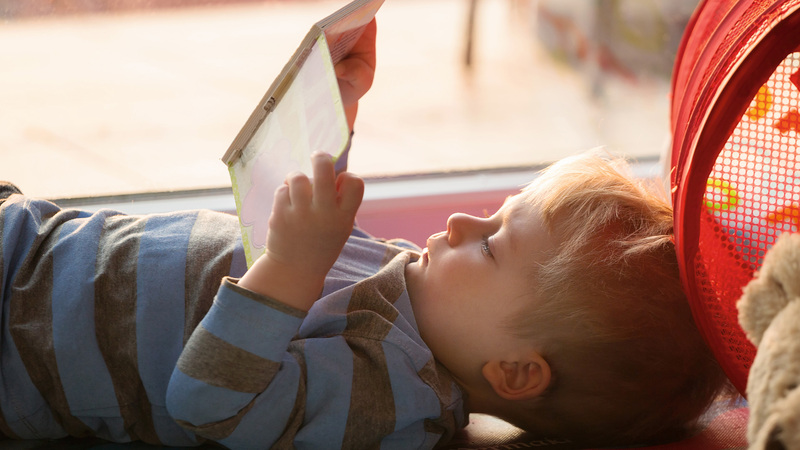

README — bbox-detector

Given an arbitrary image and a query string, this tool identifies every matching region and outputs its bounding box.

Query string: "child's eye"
[481,237,493,258]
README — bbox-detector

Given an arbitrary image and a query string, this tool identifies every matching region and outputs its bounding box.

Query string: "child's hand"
[267,152,363,281]
[335,18,377,131]
[238,152,364,311]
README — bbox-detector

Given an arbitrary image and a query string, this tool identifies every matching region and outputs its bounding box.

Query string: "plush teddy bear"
[737,231,800,450]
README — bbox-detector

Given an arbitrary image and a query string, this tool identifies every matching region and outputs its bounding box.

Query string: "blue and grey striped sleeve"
[0,195,245,445]
[0,194,464,448]
[166,278,306,446]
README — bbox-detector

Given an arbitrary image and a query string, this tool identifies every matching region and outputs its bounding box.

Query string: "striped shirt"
[0,194,466,448]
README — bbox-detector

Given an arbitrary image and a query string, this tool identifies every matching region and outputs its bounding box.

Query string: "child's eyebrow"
[486,195,514,218]
[491,203,515,265]
[501,209,514,259]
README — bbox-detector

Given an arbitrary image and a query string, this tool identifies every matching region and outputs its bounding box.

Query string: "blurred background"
[0,0,699,200]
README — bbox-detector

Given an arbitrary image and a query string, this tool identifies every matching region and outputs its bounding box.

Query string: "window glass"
[0,0,696,199]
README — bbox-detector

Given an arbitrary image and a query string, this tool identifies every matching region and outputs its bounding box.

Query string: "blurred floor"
[0,0,671,199]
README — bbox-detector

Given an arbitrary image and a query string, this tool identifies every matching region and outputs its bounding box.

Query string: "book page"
[323,0,384,64]
[228,34,349,266]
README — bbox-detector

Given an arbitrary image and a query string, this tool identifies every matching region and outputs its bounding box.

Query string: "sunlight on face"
[405,192,556,381]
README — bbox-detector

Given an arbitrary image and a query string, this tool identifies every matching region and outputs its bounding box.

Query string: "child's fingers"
[273,183,291,209]
[336,172,364,214]
[336,59,375,98]
[285,171,312,206]
[335,19,376,94]
[335,58,374,83]
[269,184,291,232]
[348,18,377,67]
[311,152,337,205]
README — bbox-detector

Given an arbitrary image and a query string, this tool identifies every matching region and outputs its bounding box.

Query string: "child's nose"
[446,213,482,246]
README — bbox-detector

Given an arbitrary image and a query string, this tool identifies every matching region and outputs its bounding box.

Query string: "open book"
[221,0,385,267]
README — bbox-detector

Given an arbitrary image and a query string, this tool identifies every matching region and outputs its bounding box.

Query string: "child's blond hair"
[503,151,729,446]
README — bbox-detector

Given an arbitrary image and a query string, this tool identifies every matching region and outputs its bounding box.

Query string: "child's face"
[405,192,555,381]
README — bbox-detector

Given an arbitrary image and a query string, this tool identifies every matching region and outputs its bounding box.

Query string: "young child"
[0,19,728,449]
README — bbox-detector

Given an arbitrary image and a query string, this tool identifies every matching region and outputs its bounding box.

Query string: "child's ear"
[482,352,551,401]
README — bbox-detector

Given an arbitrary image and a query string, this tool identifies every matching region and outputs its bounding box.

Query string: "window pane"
[0,0,693,199]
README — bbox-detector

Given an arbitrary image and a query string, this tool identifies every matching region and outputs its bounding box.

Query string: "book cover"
[223,0,384,267]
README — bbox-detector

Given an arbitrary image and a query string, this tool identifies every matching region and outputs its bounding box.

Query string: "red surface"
[669,0,800,396]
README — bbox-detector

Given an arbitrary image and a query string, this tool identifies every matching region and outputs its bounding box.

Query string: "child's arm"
[237,151,364,311]
[167,154,362,441]
[335,18,377,132]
